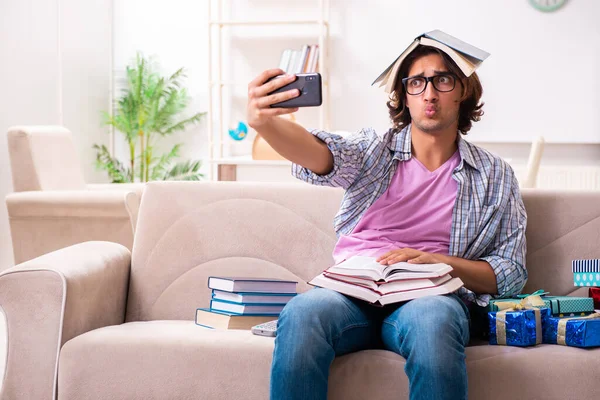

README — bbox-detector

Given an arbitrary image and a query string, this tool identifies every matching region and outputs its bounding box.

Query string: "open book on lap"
[310,274,464,306]
[309,255,464,305]
[323,271,452,294]
[327,255,453,281]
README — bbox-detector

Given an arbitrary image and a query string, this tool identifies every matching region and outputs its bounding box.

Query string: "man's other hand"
[376,248,441,265]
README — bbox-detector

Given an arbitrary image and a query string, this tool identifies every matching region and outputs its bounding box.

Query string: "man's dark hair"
[386,45,484,134]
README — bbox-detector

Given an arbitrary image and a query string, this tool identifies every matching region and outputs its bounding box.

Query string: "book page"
[329,256,452,281]
[385,261,450,272]
[423,30,490,61]
[418,37,478,76]
[384,39,420,93]
[333,256,386,274]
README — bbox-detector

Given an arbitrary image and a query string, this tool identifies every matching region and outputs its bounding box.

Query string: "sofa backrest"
[126,182,600,322]
[126,181,342,321]
[520,189,600,296]
[7,126,86,191]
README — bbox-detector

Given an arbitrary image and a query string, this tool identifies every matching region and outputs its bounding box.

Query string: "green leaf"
[163,159,204,181]
[92,144,132,183]
[99,52,205,182]
[160,112,206,135]
[150,144,181,180]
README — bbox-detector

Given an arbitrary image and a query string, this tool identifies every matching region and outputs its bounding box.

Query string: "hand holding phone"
[267,73,322,108]
[247,69,300,129]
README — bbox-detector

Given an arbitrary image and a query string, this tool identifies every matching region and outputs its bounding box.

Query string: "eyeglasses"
[401,73,457,95]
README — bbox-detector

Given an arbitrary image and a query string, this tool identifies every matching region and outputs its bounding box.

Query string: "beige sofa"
[0,181,598,400]
[6,126,143,264]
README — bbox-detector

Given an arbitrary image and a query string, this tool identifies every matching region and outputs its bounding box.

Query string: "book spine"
[211,299,288,306]
[310,45,319,73]
[279,49,292,72]
[297,44,310,74]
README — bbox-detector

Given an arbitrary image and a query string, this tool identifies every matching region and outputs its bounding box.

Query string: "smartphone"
[267,72,322,108]
[251,319,278,337]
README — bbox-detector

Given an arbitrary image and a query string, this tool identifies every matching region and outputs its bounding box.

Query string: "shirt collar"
[387,124,480,171]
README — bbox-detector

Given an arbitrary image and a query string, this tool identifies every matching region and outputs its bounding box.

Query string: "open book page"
[383,40,420,93]
[418,37,480,77]
[378,277,464,305]
[309,274,464,305]
[371,39,419,89]
[323,272,453,294]
[327,256,452,282]
[423,29,490,62]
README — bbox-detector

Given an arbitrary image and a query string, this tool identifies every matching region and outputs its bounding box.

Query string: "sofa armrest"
[6,190,140,263]
[6,190,135,218]
[0,241,130,400]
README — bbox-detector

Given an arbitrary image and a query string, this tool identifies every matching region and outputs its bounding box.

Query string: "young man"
[246,44,527,400]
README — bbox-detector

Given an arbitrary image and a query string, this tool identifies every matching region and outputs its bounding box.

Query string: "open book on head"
[372,29,490,94]
[309,255,464,306]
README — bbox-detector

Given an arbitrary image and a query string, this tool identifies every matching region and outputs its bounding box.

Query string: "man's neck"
[410,125,459,172]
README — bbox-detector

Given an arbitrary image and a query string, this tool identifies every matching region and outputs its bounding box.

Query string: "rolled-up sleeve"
[480,174,528,298]
[291,128,379,190]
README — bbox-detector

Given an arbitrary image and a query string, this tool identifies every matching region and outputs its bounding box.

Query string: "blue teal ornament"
[229,121,248,141]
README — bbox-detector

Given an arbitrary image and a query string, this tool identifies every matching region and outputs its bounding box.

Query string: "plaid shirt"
[292,124,528,306]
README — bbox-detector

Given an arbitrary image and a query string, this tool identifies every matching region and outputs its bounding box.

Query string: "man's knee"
[279,288,353,327]
[401,295,469,330]
[382,295,470,354]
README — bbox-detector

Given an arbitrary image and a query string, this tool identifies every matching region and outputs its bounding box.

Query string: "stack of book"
[309,256,463,306]
[195,277,298,330]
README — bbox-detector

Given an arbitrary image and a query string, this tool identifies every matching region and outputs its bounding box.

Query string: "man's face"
[404,54,463,135]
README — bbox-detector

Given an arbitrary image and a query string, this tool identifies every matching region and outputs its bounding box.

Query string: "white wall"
[113,0,600,169]
[0,0,59,270]
[0,0,112,271]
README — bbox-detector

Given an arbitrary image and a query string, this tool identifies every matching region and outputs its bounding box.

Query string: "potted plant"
[94,53,205,182]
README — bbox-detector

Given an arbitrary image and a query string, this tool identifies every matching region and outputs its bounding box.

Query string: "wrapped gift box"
[572,259,600,287]
[590,287,600,309]
[489,307,550,347]
[542,312,600,348]
[488,296,594,316]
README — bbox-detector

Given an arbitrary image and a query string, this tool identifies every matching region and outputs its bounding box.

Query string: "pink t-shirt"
[332,150,461,264]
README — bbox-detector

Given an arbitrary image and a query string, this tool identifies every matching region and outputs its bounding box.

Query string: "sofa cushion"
[58,320,600,400]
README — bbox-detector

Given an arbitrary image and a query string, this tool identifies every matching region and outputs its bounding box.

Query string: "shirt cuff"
[479,254,524,299]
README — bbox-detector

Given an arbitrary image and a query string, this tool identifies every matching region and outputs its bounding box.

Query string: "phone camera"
[307,76,314,81]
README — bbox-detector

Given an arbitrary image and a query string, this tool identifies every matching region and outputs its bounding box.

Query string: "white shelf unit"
[206,0,331,181]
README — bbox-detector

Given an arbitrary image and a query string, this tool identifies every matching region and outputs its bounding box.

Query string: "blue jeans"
[270,288,470,400]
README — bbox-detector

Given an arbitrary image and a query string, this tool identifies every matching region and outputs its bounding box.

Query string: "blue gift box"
[488,307,550,347]
[542,312,600,348]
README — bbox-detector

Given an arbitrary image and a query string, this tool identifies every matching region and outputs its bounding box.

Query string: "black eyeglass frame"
[401,73,458,95]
